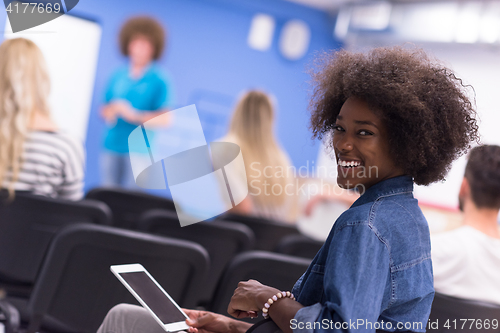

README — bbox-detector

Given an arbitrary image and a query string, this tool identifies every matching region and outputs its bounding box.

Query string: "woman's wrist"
[256,287,281,311]
[261,291,296,319]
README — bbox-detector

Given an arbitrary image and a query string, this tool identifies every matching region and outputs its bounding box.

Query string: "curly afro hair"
[309,46,479,185]
[119,16,166,60]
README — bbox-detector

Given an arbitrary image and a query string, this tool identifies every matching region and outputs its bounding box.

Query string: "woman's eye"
[333,125,344,132]
[359,130,372,136]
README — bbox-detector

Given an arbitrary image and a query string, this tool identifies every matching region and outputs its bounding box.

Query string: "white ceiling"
[285,0,353,12]
[284,0,457,13]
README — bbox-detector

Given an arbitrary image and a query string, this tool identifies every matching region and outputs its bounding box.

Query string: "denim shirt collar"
[350,175,414,208]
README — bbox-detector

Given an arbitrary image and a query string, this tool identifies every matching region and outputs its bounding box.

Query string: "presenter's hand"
[112,101,140,123]
[184,309,251,333]
[100,104,118,124]
[101,100,133,123]
[227,280,280,319]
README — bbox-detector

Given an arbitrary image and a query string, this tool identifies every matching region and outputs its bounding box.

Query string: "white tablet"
[110,264,190,332]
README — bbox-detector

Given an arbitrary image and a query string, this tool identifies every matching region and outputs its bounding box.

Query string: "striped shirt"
[2,131,85,200]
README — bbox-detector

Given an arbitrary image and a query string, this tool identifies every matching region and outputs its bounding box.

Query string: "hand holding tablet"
[110,264,189,332]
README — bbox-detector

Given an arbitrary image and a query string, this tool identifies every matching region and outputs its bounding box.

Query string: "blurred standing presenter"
[101,16,174,188]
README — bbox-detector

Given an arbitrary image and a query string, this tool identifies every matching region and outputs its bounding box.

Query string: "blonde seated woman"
[0,38,84,200]
[219,90,295,224]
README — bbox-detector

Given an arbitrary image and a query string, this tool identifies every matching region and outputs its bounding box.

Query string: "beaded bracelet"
[262,291,295,318]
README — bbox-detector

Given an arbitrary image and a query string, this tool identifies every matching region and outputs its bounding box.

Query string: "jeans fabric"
[292,176,434,333]
[100,151,137,188]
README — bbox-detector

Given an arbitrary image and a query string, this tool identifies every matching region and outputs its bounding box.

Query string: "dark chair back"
[209,251,310,316]
[218,214,300,251]
[138,209,255,306]
[274,234,323,260]
[0,191,111,295]
[25,223,209,333]
[427,293,500,332]
[85,187,176,229]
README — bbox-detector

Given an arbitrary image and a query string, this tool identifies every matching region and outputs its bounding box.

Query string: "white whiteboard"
[4,14,102,141]
[411,43,500,209]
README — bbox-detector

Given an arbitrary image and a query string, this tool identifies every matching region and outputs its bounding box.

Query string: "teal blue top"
[103,65,173,153]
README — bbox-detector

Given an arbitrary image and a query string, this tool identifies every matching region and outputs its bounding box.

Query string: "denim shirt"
[292,176,434,333]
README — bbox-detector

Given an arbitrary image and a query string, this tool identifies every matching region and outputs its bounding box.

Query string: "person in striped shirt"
[0,38,84,201]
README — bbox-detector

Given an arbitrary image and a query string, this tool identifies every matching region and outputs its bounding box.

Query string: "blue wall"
[1,0,340,195]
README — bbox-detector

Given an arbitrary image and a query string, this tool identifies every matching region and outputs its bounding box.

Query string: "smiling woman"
[332,96,405,193]
[97,46,479,333]
[310,47,479,186]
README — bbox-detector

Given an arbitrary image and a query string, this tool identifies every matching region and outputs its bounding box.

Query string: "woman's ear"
[458,177,470,203]
[458,177,470,212]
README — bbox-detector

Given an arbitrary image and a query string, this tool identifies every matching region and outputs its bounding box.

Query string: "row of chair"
[0,189,319,332]
[85,187,324,254]
[139,209,255,305]
[89,187,323,305]
[0,189,322,306]
[3,222,309,333]
[6,217,500,333]
[2,189,500,332]
[82,188,500,333]
[85,187,176,229]
[0,191,112,298]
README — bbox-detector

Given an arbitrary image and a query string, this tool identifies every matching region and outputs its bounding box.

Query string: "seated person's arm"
[184,309,252,333]
[230,197,253,215]
[227,280,303,333]
[304,185,358,216]
[101,100,171,126]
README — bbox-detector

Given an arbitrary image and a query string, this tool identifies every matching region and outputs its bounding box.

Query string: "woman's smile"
[333,97,404,191]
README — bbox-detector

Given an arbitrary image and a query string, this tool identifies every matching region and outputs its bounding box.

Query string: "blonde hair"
[225,90,292,207]
[0,38,51,197]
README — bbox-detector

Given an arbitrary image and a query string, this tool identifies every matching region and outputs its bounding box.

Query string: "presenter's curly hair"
[119,16,166,60]
[309,46,479,185]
